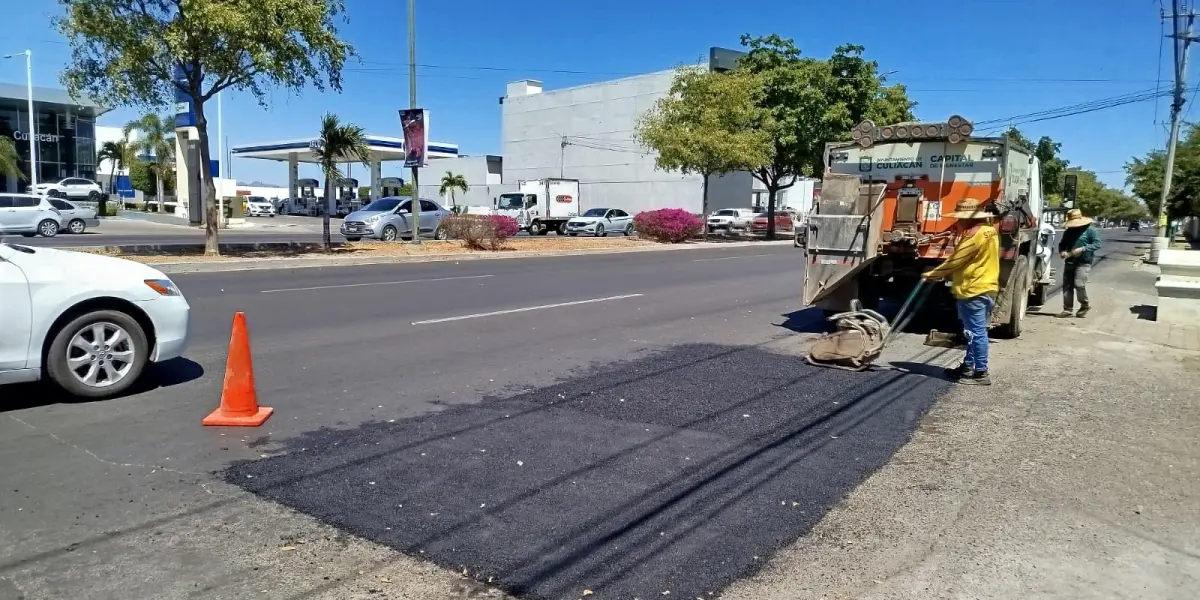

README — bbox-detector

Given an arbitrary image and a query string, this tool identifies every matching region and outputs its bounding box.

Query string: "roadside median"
[70,237,793,274]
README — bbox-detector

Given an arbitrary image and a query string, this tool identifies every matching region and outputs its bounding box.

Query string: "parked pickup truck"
[707,208,757,234]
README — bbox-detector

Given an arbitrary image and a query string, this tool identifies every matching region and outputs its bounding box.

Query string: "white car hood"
[2,244,169,299]
[570,216,607,223]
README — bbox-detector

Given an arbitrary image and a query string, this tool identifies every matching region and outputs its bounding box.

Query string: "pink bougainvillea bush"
[632,208,704,243]
[487,215,520,247]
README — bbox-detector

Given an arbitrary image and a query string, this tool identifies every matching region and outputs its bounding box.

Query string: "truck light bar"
[852,115,974,148]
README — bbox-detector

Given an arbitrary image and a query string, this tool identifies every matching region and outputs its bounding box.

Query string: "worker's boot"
[957,370,992,386]
[1075,305,1090,318]
[1056,310,1074,318]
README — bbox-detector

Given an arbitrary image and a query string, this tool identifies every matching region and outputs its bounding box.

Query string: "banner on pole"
[399,108,429,168]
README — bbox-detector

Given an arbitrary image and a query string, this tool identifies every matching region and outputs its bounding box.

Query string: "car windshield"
[581,208,607,217]
[364,198,403,212]
[497,194,524,210]
[248,196,267,203]
[714,210,737,216]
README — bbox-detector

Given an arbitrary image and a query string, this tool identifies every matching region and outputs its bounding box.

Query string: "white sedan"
[565,208,634,236]
[245,196,276,217]
[0,243,190,398]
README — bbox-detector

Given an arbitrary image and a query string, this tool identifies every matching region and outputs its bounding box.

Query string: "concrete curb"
[104,239,796,274]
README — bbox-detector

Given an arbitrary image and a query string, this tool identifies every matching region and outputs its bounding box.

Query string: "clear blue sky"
[0,0,1183,189]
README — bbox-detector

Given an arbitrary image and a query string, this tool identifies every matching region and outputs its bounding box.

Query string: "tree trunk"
[701,173,710,241]
[322,179,332,252]
[766,188,778,240]
[192,97,221,256]
[155,164,165,214]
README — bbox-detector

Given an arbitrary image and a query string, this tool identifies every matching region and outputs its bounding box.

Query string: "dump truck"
[802,116,1054,338]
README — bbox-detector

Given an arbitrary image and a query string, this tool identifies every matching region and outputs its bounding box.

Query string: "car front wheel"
[381,225,398,241]
[46,309,150,398]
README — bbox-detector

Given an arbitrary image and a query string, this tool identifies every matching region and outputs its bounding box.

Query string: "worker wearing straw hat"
[1057,208,1102,318]
[922,198,1001,386]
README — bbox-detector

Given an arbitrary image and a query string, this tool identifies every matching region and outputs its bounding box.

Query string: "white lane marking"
[261,274,493,293]
[412,293,645,325]
[693,253,773,262]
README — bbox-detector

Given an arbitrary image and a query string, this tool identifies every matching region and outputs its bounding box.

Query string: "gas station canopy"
[231,135,458,163]
[230,134,460,203]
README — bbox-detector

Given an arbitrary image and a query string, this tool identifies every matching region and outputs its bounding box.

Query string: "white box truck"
[493,178,581,235]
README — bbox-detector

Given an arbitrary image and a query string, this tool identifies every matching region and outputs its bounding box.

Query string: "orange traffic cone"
[203,312,273,427]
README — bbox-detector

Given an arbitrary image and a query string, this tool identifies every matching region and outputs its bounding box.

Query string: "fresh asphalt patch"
[225,343,951,599]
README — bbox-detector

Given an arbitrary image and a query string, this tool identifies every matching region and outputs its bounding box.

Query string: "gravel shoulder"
[721,258,1200,599]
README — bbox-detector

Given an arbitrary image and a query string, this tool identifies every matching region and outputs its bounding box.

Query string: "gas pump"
[336,177,359,215]
[380,176,405,197]
[297,178,320,216]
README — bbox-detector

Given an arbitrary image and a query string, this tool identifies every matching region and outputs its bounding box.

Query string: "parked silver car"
[47,198,100,234]
[340,196,451,242]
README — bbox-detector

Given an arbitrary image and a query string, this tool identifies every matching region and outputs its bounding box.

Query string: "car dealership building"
[0,82,107,193]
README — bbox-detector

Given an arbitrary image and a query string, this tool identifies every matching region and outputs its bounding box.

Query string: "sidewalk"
[722,250,1200,599]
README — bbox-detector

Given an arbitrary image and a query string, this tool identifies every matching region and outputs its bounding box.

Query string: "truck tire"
[527,221,543,236]
[997,256,1030,339]
[557,221,569,235]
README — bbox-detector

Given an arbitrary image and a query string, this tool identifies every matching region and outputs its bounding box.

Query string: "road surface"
[0,233,1145,599]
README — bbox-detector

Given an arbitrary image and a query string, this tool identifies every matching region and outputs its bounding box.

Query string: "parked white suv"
[707,208,757,234]
[0,193,64,237]
[31,177,104,201]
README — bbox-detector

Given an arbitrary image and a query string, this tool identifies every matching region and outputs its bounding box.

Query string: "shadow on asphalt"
[225,343,951,600]
[1130,304,1158,321]
[0,357,204,412]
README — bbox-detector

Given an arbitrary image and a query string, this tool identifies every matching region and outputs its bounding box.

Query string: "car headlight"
[364,215,382,224]
[144,279,182,296]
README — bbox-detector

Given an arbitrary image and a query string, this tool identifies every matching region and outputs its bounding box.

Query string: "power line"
[977,86,1184,131]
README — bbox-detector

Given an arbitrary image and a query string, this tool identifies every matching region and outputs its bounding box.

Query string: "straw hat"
[1064,208,1092,228]
[946,198,994,220]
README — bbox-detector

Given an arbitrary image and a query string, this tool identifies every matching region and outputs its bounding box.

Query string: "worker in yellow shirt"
[921,198,1001,386]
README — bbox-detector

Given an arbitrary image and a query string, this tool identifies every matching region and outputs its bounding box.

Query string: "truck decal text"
[930,154,975,167]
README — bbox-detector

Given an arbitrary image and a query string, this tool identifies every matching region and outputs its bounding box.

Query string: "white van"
[0,193,64,238]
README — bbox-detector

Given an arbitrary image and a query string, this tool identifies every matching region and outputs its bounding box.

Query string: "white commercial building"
[500,47,815,216]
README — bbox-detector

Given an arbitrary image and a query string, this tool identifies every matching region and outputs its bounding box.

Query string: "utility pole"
[1152,0,1197,263]
[3,50,36,188]
[407,0,421,244]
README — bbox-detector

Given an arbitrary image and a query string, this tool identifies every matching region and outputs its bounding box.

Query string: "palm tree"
[97,139,133,193]
[123,114,175,207]
[311,113,371,250]
[439,171,469,209]
[0,137,23,182]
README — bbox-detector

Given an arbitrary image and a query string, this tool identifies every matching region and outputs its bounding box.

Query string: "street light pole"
[407,0,421,244]
[4,49,37,188]
[1152,0,1197,263]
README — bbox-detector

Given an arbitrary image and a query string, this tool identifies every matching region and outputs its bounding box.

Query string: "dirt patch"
[82,237,660,265]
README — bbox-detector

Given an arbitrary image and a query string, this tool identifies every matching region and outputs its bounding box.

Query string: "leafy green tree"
[1004,126,1070,197]
[56,0,355,255]
[122,114,174,204]
[312,113,371,250]
[438,171,469,208]
[128,159,155,195]
[734,35,914,237]
[635,67,770,236]
[1127,123,1200,221]
[0,137,23,182]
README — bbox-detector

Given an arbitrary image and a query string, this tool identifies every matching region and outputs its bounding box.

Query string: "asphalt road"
[0,232,1146,599]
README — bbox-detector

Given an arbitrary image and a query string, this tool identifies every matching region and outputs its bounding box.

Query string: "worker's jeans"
[1062,263,1091,311]
[956,295,994,373]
